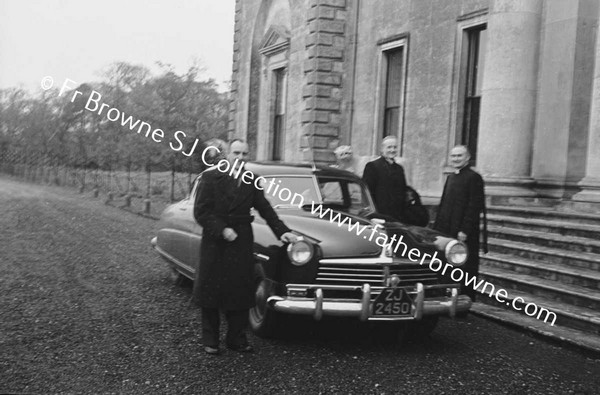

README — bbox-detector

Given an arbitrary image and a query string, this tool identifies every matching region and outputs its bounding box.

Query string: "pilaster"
[574,1,600,202]
[302,0,348,163]
[228,0,243,140]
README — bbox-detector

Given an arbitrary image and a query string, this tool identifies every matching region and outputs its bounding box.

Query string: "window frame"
[257,25,290,161]
[270,67,287,161]
[448,10,488,168]
[461,25,487,165]
[372,35,409,156]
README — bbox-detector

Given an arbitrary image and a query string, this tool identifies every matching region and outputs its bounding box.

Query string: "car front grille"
[316,263,439,288]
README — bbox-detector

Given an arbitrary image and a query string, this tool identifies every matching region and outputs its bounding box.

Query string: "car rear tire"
[249,266,278,338]
[169,268,192,287]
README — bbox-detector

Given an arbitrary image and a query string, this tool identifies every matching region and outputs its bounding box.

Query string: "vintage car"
[151,162,472,338]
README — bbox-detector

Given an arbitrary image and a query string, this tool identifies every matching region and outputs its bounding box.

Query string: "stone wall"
[349,0,488,196]
[229,0,600,201]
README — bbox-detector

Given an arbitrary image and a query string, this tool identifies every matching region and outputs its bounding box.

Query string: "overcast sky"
[0,0,235,92]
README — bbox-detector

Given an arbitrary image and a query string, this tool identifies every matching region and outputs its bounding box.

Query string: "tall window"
[461,25,487,164]
[382,47,404,139]
[272,68,287,161]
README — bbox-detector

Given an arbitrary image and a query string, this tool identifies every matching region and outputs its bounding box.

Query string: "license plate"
[372,287,414,316]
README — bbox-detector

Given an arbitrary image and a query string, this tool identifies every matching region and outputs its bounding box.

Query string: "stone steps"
[475,286,600,335]
[488,196,600,216]
[487,204,600,226]
[487,225,600,255]
[487,239,600,271]
[478,266,600,311]
[487,213,600,239]
[481,252,600,290]
[476,201,600,349]
[471,303,600,355]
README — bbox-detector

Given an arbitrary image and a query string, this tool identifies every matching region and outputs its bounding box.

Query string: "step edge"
[487,226,600,247]
[487,239,600,263]
[470,303,600,356]
[487,214,600,232]
[479,268,600,302]
[488,205,600,221]
[478,291,600,325]
[481,253,600,280]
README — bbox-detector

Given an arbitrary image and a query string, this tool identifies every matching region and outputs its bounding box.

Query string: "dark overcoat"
[362,156,407,222]
[433,166,485,275]
[193,168,290,310]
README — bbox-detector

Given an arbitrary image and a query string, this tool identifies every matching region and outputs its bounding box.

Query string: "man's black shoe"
[204,346,220,355]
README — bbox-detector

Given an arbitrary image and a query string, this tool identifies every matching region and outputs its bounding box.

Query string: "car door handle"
[179,207,187,211]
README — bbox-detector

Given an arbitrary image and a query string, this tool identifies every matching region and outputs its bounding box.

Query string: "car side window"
[348,183,363,205]
[317,176,374,215]
[346,182,372,215]
[319,181,344,204]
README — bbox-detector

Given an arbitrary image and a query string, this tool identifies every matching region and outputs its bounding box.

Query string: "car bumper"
[267,283,472,321]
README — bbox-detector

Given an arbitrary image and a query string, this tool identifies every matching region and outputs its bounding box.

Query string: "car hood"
[256,208,449,259]
[274,210,381,257]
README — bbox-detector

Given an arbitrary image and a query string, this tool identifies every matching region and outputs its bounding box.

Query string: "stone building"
[228,0,600,203]
[229,0,600,348]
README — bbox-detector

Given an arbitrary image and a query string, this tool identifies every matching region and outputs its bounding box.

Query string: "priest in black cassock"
[434,145,487,301]
[194,139,297,355]
[362,136,408,222]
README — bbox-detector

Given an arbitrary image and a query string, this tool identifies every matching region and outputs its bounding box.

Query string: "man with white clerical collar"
[362,136,408,222]
[434,145,487,301]
[193,139,297,355]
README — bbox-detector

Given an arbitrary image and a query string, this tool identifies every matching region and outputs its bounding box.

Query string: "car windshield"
[262,175,374,216]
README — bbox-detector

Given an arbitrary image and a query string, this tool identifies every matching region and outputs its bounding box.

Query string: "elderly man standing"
[193,139,297,355]
[434,145,487,301]
[362,136,408,222]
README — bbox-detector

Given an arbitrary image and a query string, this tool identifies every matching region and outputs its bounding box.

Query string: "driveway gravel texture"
[1,176,599,394]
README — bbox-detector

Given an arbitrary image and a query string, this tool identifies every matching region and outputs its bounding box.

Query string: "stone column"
[228,0,243,141]
[574,3,600,203]
[575,138,600,201]
[477,0,543,196]
[532,0,598,198]
[302,0,348,163]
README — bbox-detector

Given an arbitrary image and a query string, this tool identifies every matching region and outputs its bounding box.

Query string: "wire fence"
[0,152,198,219]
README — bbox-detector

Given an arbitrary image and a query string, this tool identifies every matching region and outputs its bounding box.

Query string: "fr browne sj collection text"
[42,77,201,157]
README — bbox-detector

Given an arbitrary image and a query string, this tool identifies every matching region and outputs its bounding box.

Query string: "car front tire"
[249,266,278,338]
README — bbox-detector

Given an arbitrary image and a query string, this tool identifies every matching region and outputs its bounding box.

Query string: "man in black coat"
[362,136,408,222]
[193,139,297,354]
[434,145,486,301]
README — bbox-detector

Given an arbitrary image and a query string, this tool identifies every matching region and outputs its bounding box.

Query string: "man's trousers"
[201,308,249,348]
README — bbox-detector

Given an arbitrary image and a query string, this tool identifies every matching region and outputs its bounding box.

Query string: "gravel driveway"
[1,176,598,394]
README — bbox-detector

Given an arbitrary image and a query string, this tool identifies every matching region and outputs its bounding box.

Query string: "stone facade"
[228,0,600,202]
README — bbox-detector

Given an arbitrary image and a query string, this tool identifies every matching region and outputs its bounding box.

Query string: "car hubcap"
[253,280,268,322]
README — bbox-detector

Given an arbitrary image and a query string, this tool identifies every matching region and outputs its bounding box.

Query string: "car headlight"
[445,240,468,266]
[287,238,314,266]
